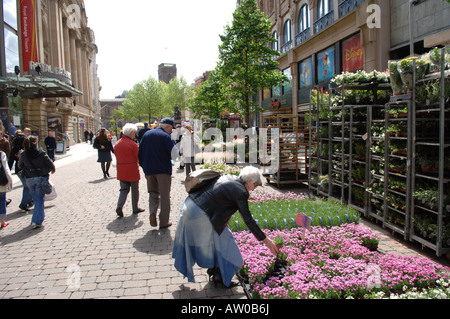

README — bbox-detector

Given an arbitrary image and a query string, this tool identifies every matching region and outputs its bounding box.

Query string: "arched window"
[317,0,332,19]
[272,31,279,51]
[298,4,310,32]
[283,19,292,45]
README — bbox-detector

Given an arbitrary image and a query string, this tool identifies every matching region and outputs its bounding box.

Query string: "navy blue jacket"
[138,127,177,176]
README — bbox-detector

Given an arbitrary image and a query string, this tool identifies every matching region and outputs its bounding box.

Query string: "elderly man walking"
[114,123,144,218]
[138,118,178,229]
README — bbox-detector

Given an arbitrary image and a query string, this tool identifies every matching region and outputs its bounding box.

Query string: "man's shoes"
[116,208,124,218]
[159,222,172,230]
[19,205,31,212]
[150,215,157,227]
[133,208,145,214]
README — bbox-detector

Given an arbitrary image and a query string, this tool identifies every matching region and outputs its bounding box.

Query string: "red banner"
[342,34,363,72]
[20,0,38,72]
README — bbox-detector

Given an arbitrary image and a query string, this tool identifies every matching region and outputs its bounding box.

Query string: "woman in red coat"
[114,123,144,218]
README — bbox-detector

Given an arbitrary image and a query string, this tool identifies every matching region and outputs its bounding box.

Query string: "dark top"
[93,136,114,153]
[18,148,55,178]
[138,127,176,176]
[189,175,266,241]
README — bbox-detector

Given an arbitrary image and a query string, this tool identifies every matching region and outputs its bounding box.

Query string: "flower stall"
[235,225,450,299]
[309,47,450,258]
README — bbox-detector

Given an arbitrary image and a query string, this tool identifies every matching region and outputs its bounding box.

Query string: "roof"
[0,75,83,98]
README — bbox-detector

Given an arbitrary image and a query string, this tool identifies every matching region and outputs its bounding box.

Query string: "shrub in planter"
[388,61,404,95]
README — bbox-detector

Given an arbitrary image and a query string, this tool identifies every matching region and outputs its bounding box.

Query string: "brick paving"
[0,142,448,299]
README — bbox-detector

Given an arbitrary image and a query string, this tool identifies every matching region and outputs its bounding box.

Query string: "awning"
[0,75,83,98]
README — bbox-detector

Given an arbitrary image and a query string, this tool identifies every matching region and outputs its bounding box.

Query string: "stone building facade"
[256,0,449,121]
[0,0,100,147]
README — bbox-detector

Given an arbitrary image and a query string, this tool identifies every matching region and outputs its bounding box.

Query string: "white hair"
[239,166,262,185]
[122,123,137,137]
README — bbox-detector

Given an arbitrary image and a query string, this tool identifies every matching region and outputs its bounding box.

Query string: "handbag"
[184,169,220,193]
[41,178,53,195]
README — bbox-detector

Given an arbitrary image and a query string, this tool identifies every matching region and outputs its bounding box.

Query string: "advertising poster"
[283,67,292,92]
[299,57,312,88]
[343,34,364,72]
[317,47,335,83]
[20,0,38,72]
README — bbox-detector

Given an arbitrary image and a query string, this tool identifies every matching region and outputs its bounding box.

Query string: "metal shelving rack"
[309,87,330,196]
[410,49,450,257]
[383,99,412,240]
[308,52,449,258]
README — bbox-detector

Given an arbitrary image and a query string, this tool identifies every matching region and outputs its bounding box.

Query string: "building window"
[3,0,19,74]
[283,19,292,45]
[317,0,332,19]
[298,4,310,32]
[272,31,279,51]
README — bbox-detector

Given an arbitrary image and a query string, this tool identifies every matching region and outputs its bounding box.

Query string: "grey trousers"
[146,174,172,226]
[117,181,140,212]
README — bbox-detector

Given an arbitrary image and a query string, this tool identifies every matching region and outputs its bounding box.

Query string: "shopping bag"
[45,181,57,201]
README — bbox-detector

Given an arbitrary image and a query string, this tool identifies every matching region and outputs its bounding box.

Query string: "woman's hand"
[263,237,280,255]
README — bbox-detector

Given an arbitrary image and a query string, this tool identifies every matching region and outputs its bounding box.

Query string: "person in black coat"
[93,128,114,179]
[18,136,55,228]
[44,132,57,161]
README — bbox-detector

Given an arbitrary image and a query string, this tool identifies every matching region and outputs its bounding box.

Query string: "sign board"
[20,0,38,72]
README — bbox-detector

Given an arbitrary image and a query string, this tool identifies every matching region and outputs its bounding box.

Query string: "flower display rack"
[410,49,450,257]
[262,113,311,188]
[308,49,450,258]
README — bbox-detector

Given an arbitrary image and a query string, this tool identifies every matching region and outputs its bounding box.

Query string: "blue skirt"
[97,151,112,163]
[172,197,243,287]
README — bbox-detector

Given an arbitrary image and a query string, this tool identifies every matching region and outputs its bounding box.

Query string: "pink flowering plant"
[235,224,450,299]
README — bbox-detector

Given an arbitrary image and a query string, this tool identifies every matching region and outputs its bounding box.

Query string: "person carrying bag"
[18,136,56,229]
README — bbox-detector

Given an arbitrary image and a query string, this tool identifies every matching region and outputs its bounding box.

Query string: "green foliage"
[189,70,236,120]
[121,76,192,123]
[217,0,287,124]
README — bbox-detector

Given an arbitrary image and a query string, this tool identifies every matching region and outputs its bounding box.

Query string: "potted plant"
[398,57,415,93]
[388,60,404,95]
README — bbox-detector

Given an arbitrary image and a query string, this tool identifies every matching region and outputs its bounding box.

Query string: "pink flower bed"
[235,224,450,299]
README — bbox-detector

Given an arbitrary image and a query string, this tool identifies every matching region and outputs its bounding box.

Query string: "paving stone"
[0,142,448,300]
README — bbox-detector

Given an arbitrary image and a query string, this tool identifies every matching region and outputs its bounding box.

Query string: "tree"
[122,76,165,122]
[189,69,235,120]
[217,0,287,125]
[164,76,193,114]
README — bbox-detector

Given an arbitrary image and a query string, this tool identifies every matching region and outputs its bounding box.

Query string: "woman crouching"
[172,166,279,287]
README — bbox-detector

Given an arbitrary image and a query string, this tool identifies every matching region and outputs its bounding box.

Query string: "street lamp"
[409,0,418,56]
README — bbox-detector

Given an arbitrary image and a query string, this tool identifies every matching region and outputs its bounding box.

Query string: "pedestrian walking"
[0,150,13,228]
[0,131,10,158]
[114,123,144,218]
[179,124,200,177]
[172,166,279,287]
[44,131,57,161]
[9,130,32,211]
[84,130,89,143]
[138,118,178,229]
[137,122,150,143]
[93,128,114,179]
[89,131,94,145]
[18,136,55,229]
[8,129,26,170]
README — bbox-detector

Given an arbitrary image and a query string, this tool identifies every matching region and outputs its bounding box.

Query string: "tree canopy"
[216,0,287,124]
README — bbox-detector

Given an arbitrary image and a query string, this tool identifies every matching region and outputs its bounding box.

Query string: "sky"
[83,0,237,99]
